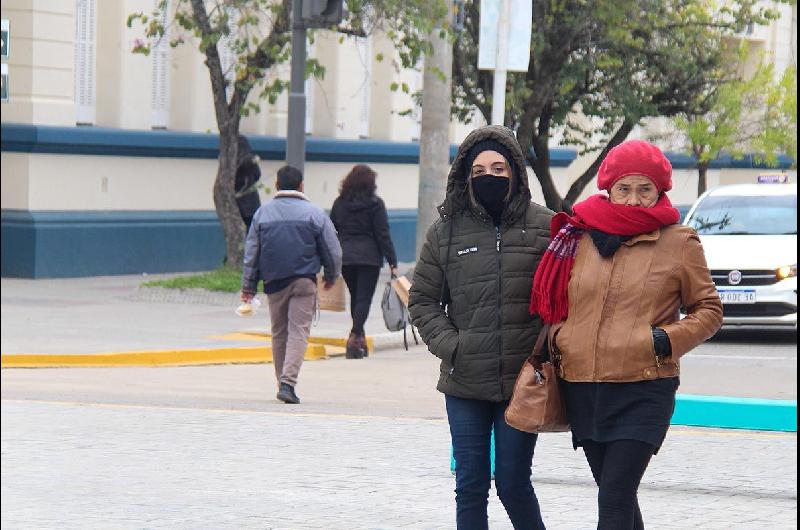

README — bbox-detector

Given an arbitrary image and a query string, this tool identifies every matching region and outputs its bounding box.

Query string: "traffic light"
[302,0,344,28]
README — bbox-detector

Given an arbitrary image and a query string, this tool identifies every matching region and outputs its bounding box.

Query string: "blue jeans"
[446,394,546,530]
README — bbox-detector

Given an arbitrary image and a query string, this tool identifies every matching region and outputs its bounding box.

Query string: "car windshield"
[687,194,797,235]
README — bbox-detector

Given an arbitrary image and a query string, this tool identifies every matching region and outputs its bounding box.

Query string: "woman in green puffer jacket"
[409,125,553,529]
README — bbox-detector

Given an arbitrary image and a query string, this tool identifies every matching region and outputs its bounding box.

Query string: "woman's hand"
[390,266,399,278]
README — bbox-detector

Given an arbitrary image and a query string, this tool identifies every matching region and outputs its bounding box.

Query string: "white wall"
[1,151,580,211]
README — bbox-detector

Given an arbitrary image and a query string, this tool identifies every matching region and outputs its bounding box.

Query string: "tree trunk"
[564,119,635,206]
[697,162,709,197]
[415,28,453,259]
[188,0,290,270]
[516,114,566,212]
[529,154,564,212]
[215,129,246,269]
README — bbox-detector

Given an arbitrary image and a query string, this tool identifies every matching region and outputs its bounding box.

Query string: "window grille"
[74,0,97,124]
[151,0,171,128]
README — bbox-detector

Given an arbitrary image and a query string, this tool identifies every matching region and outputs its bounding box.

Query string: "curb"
[125,286,268,307]
[0,343,329,368]
[236,331,376,353]
[0,331,413,369]
[672,394,797,432]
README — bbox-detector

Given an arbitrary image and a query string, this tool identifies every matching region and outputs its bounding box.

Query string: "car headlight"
[776,264,797,280]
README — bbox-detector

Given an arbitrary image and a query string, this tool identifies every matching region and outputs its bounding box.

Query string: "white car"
[684,181,797,328]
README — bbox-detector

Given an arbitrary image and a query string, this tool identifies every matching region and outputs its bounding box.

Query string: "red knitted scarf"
[529,194,680,324]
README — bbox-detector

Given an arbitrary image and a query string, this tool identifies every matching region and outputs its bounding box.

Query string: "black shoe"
[358,335,369,358]
[276,383,300,404]
[345,332,363,359]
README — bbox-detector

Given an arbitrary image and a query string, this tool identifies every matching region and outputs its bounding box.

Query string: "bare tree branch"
[565,118,636,204]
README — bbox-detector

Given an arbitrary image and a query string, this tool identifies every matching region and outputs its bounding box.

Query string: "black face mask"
[472,175,510,224]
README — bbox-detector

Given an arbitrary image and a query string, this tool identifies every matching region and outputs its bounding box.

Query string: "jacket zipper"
[496,226,504,398]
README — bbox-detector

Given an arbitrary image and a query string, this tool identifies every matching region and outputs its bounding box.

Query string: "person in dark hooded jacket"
[330,164,398,359]
[235,134,262,230]
[408,125,554,529]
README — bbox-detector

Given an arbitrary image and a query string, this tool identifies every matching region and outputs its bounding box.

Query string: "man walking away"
[241,165,342,404]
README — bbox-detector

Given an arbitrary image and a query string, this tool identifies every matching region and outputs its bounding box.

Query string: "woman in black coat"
[330,164,398,359]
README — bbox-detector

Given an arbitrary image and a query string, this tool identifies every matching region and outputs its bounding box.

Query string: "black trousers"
[341,265,381,336]
[582,439,654,530]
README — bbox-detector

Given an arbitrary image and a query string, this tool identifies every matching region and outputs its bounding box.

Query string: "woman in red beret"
[529,140,723,529]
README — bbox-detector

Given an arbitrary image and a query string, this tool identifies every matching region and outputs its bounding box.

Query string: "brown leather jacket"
[549,225,723,382]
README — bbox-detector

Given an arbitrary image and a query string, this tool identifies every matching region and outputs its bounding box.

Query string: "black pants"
[582,439,654,530]
[341,265,380,336]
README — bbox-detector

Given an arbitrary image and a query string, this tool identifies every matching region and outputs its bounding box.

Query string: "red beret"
[597,140,673,192]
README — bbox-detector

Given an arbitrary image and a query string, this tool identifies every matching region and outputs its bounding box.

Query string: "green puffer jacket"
[408,125,554,402]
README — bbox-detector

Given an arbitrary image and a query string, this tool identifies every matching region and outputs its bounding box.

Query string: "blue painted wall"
[0,209,417,278]
[1,210,226,278]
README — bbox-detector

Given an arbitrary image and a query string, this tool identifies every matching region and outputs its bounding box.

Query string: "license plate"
[717,290,756,304]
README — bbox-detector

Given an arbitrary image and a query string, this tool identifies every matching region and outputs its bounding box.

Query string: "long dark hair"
[340,164,377,200]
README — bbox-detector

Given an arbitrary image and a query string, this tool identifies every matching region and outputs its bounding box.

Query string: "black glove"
[652,327,672,358]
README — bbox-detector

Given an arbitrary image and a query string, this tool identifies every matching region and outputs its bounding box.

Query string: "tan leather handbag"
[505,325,570,433]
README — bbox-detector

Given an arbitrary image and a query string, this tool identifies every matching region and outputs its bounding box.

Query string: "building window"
[74,0,96,125]
[151,0,170,129]
[356,36,371,139]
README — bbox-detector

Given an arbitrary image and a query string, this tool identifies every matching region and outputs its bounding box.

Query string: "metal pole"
[286,0,306,173]
[490,0,510,125]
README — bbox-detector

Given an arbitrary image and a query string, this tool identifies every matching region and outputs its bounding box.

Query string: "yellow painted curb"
[238,332,374,353]
[206,333,270,342]
[1,343,328,368]
[325,345,347,358]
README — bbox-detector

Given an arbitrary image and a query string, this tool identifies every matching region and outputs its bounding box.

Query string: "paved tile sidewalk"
[2,400,796,529]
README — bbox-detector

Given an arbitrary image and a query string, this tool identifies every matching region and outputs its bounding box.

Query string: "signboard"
[1,19,8,59]
[1,63,7,103]
[477,0,532,72]
[757,173,789,184]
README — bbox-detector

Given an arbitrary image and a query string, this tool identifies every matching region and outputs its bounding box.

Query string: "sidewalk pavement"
[1,396,796,529]
[0,265,414,364]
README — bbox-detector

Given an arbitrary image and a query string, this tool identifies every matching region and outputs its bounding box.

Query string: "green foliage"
[754,66,798,167]
[143,267,262,293]
[128,0,307,118]
[129,0,443,118]
[674,58,797,176]
[344,0,451,83]
[447,0,787,209]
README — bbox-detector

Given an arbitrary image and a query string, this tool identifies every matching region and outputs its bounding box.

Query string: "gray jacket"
[242,191,342,293]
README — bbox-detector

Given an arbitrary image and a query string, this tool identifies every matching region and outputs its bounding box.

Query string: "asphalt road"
[681,327,797,400]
